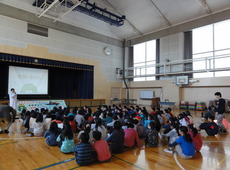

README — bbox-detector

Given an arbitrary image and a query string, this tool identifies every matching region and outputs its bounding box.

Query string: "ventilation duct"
[33,0,126,26]
[27,23,48,37]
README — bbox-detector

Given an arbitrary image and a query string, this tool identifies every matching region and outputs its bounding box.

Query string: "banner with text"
[17,100,67,112]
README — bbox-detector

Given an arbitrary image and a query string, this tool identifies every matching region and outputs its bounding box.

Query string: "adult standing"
[214,92,226,133]
[0,105,16,133]
[9,88,17,110]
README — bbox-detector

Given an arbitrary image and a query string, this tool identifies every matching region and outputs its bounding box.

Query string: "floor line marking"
[34,158,75,170]
[173,152,185,170]
[0,133,17,144]
[68,166,80,170]
[0,141,20,146]
[211,156,227,170]
[203,141,230,144]
[0,137,43,140]
[0,138,45,146]
[112,155,145,170]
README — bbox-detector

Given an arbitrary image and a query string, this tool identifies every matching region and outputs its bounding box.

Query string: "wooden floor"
[0,110,230,170]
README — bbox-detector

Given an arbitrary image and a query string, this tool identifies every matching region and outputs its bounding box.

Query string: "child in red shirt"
[124,123,141,148]
[168,108,174,117]
[188,124,202,152]
[149,108,156,115]
[92,131,111,162]
[68,115,76,133]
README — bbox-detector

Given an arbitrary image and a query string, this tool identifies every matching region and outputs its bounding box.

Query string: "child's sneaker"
[164,148,173,154]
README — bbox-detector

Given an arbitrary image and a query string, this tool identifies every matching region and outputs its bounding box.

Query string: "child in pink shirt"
[92,131,111,162]
[124,123,141,148]
[188,124,203,152]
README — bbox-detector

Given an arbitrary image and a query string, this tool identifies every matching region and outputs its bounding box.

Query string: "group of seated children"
[20,104,228,165]
[160,112,201,159]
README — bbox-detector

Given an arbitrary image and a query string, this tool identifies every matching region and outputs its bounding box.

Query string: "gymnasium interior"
[0,0,230,169]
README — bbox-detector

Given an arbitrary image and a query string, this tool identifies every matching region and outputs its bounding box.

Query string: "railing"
[117,53,230,79]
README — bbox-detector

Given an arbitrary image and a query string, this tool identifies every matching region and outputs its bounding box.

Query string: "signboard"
[17,100,66,113]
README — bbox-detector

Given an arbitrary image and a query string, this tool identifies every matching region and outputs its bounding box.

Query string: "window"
[133,40,156,81]
[193,20,230,78]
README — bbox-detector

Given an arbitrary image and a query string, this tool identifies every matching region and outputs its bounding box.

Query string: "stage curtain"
[0,63,9,99]
[48,68,93,99]
[81,69,94,99]
[0,53,94,99]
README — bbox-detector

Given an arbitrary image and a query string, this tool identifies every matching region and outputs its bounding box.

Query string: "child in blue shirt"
[169,126,196,159]
[144,115,152,128]
[74,132,95,166]
[44,122,60,146]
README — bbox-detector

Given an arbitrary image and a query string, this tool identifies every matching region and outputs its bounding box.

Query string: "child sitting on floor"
[145,122,158,147]
[44,121,60,146]
[68,115,77,133]
[169,126,196,159]
[185,111,194,125]
[56,123,75,153]
[43,113,52,131]
[32,113,44,137]
[144,115,152,128]
[91,119,108,140]
[163,122,180,153]
[106,121,125,154]
[74,133,95,166]
[188,124,202,152]
[124,122,141,148]
[168,108,174,116]
[29,111,37,133]
[22,111,31,133]
[92,131,111,162]
[178,113,189,127]
[78,124,93,144]
[149,107,156,115]
[199,115,219,136]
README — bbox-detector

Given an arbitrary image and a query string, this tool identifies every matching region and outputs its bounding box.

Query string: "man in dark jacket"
[0,105,16,133]
[214,92,226,133]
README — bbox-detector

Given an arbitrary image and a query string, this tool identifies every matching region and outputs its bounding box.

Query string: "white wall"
[182,77,230,106]
[0,15,123,82]
[126,80,179,106]
[127,76,230,107]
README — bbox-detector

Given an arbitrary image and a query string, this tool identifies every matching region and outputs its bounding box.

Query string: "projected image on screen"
[8,66,48,95]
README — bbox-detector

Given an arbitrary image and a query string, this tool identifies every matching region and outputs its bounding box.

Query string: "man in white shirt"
[9,88,17,110]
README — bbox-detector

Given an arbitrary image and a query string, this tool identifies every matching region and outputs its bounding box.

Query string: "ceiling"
[1,0,230,41]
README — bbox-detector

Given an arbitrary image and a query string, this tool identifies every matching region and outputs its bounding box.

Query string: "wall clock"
[104,47,112,55]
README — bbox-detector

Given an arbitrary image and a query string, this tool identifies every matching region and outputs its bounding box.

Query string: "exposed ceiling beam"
[148,0,171,26]
[53,0,82,22]
[103,0,143,36]
[37,0,60,18]
[194,0,212,14]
